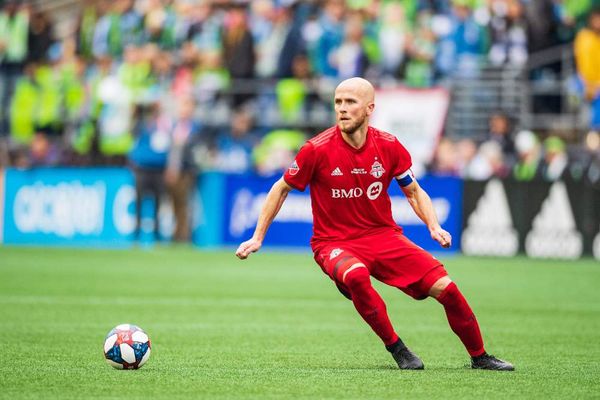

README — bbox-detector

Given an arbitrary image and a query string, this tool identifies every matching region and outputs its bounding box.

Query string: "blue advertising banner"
[1,169,462,251]
[221,174,462,253]
[388,175,462,254]
[193,172,227,247]
[222,174,314,247]
[2,168,137,247]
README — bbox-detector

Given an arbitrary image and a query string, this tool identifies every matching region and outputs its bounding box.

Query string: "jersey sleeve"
[391,139,413,178]
[283,142,316,191]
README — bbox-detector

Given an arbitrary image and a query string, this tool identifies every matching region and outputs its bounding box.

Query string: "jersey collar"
[337,125,372,153]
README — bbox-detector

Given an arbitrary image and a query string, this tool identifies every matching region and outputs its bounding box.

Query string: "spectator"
[28,132,62,167]
[524,0,561,54]
[128,102,169,241]
[276,3,308,78]
[312,0,345,78]
[118,45,154,102]
[574,8,600,131]
[275,52,323,124]
[194,50,229,110]
[540,136,569,181]
[172,41,199,98]
[487,111,516,166]
[455,137,479,178]
[9,130,61,169]
[334,11,369,80]
[93,0,142,59]
[404,11,436,87]
[70,55,113,163]
[250,0,284,79]
[186,0,223,53]
[472,140,509,179]
[430,137,459,175]
[378,2,409,79]
[95,64,134,162]
[27,10,53,64]
[583,130,600,186]
[222,6,255,108]
[150,48,174,91]
[435,1,487,79]
[0,0,30,136]
[561,0,596,32]
[524,0,563,114]
[76,0,104,61]
[513,129,542,181]
[9,62,37,145]
[10,61,62,145]
[58,41,87,154]
[565,130,596,181]
[165,95,201,242]
[488,0,527,67]
[142,0,178,50]
[213,108,260,174]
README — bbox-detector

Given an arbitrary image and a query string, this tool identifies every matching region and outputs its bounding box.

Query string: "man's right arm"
[235,177,294,259]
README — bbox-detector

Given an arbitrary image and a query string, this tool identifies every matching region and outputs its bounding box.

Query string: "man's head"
[589,8,600,34]
[489,112,511,136]
[178,96,196,120]
[334,77,375,135]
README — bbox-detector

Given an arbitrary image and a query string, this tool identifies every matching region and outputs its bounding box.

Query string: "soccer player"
[236,77,514,371]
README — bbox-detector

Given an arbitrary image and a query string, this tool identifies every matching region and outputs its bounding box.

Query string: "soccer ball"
[103,324,151,369]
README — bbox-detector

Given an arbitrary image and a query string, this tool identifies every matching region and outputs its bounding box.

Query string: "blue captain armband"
[395,169,415,187]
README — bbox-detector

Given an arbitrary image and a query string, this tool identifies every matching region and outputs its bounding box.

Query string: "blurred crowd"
[430,112,600,185]
[0,0,599,181]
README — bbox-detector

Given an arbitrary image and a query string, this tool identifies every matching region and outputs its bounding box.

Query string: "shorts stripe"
[342,263,366,282]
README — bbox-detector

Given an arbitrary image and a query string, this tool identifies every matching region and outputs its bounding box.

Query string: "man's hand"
[430,226,452,248]
[236,238,262,259]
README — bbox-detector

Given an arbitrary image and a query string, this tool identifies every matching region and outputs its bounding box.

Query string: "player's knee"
[429,276,453,298]
[342,263,370,290]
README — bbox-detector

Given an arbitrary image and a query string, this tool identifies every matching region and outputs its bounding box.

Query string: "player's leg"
[315,247,423,369]
[423,271,485,357]
[323,250,397,346]
[371,231,512,370]
[427,275,514,371]
[336,258,425,370]
[371,231,483,355]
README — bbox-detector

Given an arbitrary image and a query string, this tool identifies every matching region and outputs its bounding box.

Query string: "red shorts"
[313,229,447,300]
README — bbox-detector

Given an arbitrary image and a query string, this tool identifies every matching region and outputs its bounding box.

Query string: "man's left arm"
[399,178,452,248]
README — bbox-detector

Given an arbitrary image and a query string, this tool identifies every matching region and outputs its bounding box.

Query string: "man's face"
[334,86,373,134]
[590,14,600,34]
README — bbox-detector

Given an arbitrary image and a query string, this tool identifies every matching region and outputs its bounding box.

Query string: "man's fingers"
[433,231,452,248]
[235,244,250,259]
[236,242,259,259]
[441,232,452,248]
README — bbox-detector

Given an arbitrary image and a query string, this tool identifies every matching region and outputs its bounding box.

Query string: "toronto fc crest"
[288,160,299,176]
[370,160,385,178]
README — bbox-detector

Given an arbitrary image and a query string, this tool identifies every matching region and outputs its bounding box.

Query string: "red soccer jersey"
[283,125,412,247]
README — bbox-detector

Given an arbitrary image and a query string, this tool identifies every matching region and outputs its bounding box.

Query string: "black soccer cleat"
[386,339,424,370]
[471,353,514,371]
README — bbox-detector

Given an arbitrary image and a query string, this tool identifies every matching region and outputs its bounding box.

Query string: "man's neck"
[341,125,369,149]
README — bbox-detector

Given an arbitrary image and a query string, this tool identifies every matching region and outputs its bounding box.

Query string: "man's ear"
[366,102,375,116]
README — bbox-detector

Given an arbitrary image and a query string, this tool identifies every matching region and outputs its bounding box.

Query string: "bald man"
[236,78,513,371]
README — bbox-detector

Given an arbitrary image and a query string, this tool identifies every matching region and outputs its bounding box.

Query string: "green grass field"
[0,246,599,399]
